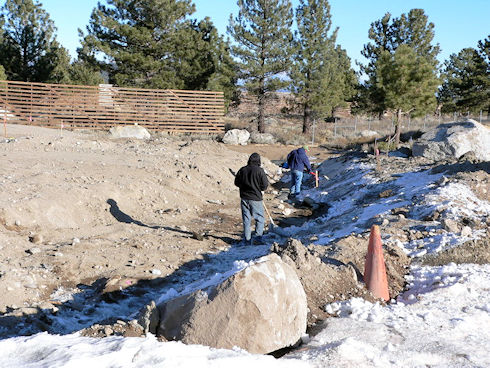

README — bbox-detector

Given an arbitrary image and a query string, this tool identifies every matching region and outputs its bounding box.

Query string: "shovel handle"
[263,202,275,224]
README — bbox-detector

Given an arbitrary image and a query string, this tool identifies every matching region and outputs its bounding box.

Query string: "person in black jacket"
[234,153,269,245]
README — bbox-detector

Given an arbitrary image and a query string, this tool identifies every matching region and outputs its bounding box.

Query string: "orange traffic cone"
[363,225,390,301]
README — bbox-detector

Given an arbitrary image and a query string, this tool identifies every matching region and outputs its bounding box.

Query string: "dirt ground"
[0,124,330,315]
[1,123,488,338]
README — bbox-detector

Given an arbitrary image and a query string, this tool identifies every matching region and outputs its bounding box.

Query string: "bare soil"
[1,123,488,339]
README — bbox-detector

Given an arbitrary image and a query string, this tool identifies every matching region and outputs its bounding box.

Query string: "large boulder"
[250,131,277,144]
[157,253,307,354]
[222,129,250,145]
[412,120,490,161]
[109,125,151,140]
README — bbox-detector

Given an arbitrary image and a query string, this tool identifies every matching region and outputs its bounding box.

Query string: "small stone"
[72,238,80,245]
[29,234,43,244]
[442,218,460,234]
[460,226,472,237]
[26,248,41,255]
[192,232,204,241]
[104,327,113,336]
[379,189,393,198]
[20,307,39,315]
[151,269,162,276]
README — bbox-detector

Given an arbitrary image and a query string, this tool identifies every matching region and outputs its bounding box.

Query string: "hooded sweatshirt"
[234,153,269,201]
[287,147,311,172]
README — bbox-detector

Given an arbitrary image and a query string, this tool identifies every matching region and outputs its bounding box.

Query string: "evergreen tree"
[228,0,293,133]
[0,0,70,82]
[291,0,356,135]
[376,44,438,142]
[0,16,4,80]
[79,0,236,95]
[439,36,490,115]
[80,0,194,89]
[203,21,240,108]
[360,9,440,145]
[68,61,105,86]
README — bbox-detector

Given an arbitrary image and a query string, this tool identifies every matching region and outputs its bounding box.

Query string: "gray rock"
[250,132,276,144]
[222,129,250,145]
[358,130,379,138]
[442,218,460,234]
[137,300,160,335]
[412,120,490,161]
[157,254,307,354]
[109,125,151,140]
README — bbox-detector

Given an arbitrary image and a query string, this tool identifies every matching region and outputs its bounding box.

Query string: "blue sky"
[37,0,489,69]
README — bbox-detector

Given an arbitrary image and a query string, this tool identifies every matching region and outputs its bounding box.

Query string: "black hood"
[247,152,261,166]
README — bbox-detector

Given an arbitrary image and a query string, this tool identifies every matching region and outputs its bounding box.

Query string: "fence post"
[311,118,315,145]
[3,107,6,138]
[334,119,337,137]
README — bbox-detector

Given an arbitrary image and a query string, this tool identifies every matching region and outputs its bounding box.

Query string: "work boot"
[237,238,252,246]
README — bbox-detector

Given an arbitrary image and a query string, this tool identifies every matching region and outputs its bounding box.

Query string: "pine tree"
[376,44,438,142]
[79,0,235,95]
[291,0,356,135]
[360,9,440,145]
[67,61,105,86]
[228,0,293,133]
[439,36,490,116]
[205,28,240,108]
[0,0,70,83]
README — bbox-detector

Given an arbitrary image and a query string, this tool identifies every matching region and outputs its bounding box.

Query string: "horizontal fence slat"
[0,80,225,134]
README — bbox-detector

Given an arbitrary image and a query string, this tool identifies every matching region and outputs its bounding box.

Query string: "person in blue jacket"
[286,146,311,198]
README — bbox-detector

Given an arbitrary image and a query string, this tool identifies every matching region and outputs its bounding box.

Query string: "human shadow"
[107,198,159,229]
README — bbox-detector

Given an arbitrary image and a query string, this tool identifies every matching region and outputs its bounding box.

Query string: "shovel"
[263,202,288,237]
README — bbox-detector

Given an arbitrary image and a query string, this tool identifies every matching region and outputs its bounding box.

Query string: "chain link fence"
[310,111,489,143]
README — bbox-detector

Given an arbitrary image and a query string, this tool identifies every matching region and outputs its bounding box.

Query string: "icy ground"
[1,154,489,367]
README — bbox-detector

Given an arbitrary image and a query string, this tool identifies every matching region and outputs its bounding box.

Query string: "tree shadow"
[429,160,490,175]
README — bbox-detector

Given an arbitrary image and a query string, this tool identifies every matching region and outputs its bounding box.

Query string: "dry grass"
[224,112,490,148]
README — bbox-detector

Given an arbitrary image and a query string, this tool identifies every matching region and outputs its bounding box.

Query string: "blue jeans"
[240,199,265,241]
[290,170,304,195]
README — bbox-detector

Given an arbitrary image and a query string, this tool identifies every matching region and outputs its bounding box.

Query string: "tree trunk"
[394,108,402,147]
[257,77,265,133]
[302,103,311,135]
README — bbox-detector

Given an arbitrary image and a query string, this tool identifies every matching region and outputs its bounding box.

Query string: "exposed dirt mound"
[420,237,490,266]
[272,237,411,327]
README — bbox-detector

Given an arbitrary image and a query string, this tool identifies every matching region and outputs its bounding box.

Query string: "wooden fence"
[0,80,225,134]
